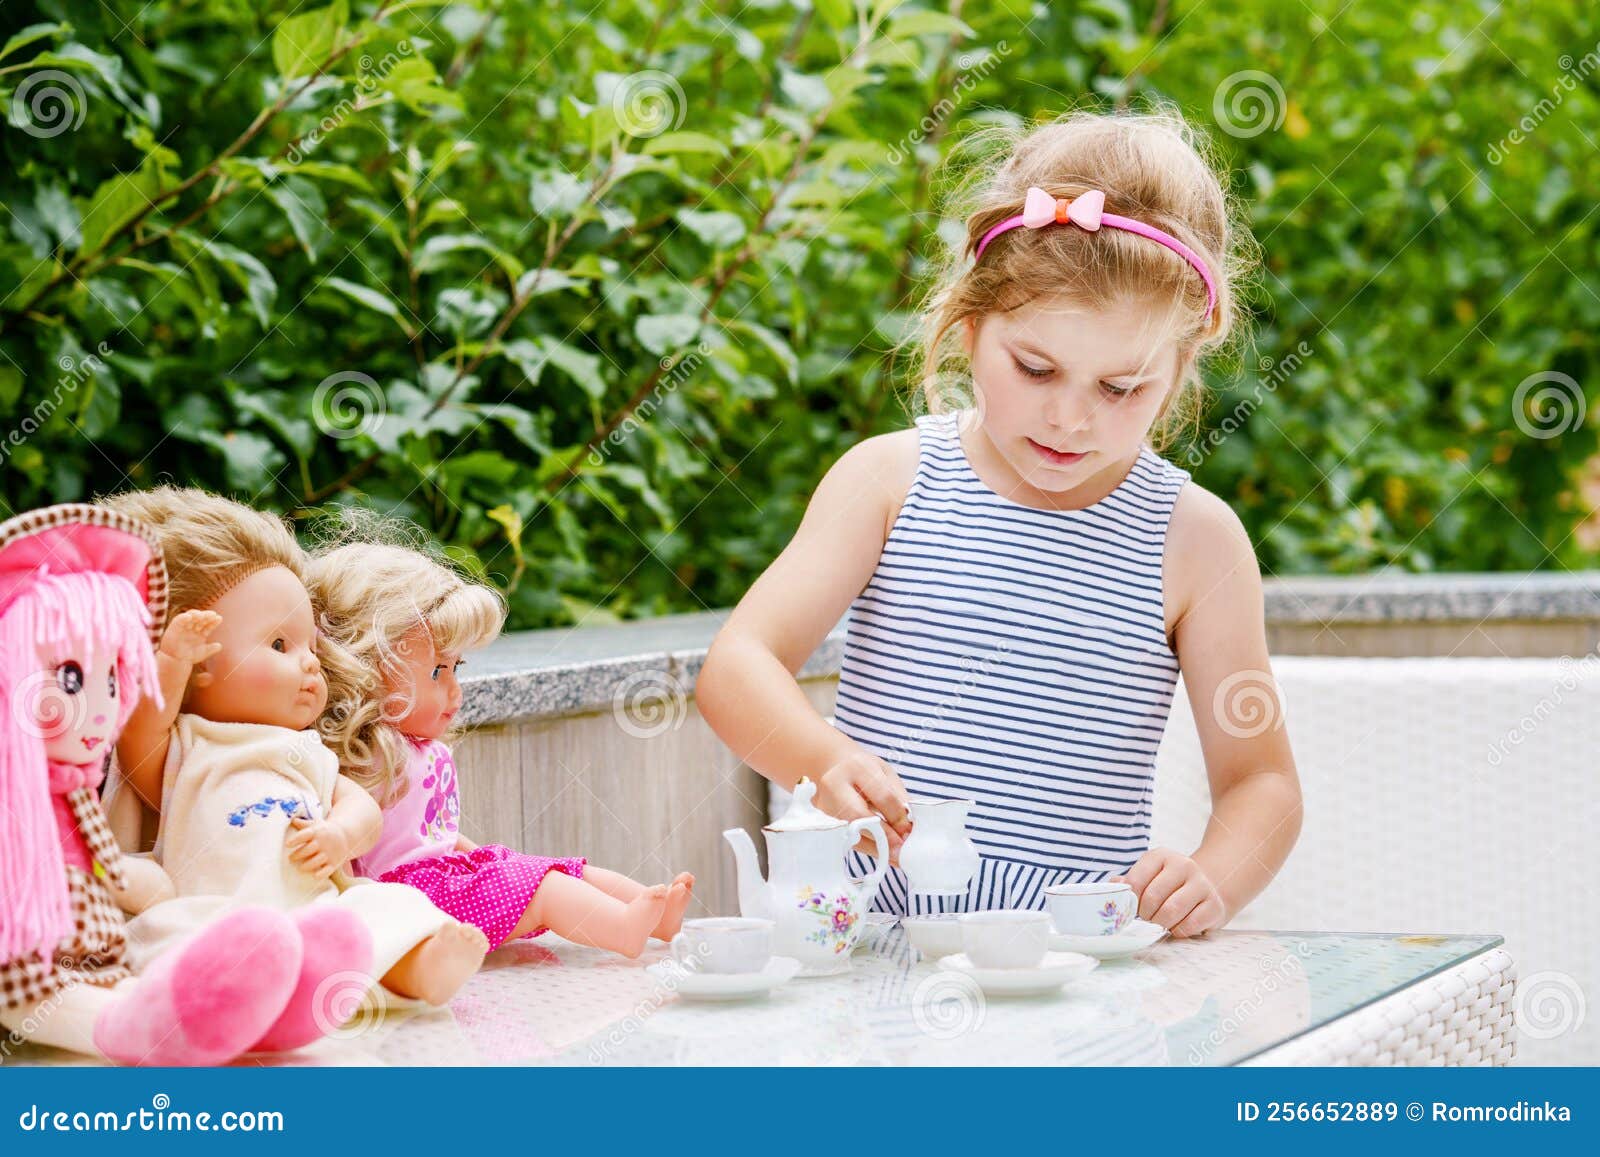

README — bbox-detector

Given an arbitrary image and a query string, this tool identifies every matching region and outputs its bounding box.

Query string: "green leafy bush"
[2,1,1595,629]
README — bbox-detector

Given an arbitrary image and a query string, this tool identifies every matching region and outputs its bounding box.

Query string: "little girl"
[307,536,694,959]
[698,109,1302,937]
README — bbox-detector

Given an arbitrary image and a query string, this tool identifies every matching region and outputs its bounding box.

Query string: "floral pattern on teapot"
[796,886,859,955]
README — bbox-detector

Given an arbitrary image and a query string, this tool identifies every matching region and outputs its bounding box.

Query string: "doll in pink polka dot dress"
[308,538,693,959]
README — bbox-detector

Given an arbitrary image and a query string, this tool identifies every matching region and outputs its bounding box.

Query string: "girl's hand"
[159,609,223,665]
[815,750,912,864]
[285,813,351,880]
[1111,847,1227,939]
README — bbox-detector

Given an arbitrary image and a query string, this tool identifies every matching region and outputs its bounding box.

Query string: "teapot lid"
[766,777,846,832]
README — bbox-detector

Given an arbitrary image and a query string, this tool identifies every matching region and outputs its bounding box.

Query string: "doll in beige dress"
[102,488,488,1009]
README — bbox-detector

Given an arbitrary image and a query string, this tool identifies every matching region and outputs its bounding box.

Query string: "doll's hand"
[111,857,177,915]
[160,609,223,666]
[1111,847,1227,939]
[285,813,351,880]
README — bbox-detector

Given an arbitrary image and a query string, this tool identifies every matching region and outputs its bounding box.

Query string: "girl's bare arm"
[697,430,920,843]
[1165,485,1304,922]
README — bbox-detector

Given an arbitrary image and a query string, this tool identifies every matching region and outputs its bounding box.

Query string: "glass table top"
[6,925,1502,1067]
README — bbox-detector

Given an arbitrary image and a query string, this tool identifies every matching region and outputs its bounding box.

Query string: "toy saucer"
[937,950,1098,997]
[646,956,801,1002]
[1047,918,1167,959]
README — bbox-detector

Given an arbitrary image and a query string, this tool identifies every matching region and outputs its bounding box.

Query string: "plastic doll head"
[99,487,323,727]
[184,564,327,730]
[0,507,163,963]
[307,535,504,803]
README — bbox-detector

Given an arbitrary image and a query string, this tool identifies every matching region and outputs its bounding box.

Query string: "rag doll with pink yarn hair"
[0,504,371,1065]
[308,535,694,959]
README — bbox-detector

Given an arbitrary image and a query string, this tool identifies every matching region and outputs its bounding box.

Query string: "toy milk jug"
[722,777,889,976]
[898,796,980,897]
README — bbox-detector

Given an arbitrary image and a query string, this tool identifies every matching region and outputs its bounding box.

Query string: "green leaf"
[529,168,588,218]
[34,183,80,249]
[485,503,525,566]
[541,338,607,400]
[383,0,461,13]
[13,45,143,119]
[235,391,315,458]
[635,313,702,357]
[642,132,730,158]
[779,68,831,114]
[272,0,348,80]
[0,254,57,312]
[474,403,549,455]
[496,338,550,386]
[264,176,331,261]
[118,257,212,331]
[347,196,407,254]
[887,11,975,39]
[205,239,278,328]
[75,371,122,440]
[216,157,279,189]
[435,287,502,339]
[813,0,854,31]
[676,208,746,248]
[319,275,414,337]
[725,319,798,385]
[279,161,373,193]
[195,429,286,491]
[375,56,462,113]
[0,23,67,62]
[415,233,524,281]
[85,277,141,327]
[591,463,672,525]
[0,366,24,408]
[514,268,585,299]
[75,170,161,260]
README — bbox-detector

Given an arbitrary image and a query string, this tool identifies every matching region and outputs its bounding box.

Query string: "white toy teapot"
[722,777,889,976]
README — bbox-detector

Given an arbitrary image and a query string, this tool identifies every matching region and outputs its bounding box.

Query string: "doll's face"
[382,622,462,741]
[185,566,327,730]
[35,643,121,766]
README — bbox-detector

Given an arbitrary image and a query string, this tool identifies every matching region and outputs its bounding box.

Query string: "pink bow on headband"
[974,185,1217,323]
[1022,187,1105,231]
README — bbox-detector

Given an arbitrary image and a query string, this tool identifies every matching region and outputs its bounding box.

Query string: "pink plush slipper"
[93,907,302,1066]
[250,905,374,1053]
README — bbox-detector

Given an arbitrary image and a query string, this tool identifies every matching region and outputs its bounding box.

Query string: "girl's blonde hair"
[913,104,1256,449]
[306,520,505,803]
[98,486,305,615]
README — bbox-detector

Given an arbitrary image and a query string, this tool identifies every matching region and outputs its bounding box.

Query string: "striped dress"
[838,411,1191,915]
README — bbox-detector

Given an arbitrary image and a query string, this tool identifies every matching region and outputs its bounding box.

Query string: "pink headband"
[973,187,1217,323]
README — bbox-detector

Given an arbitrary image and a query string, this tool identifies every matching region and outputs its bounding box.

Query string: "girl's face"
[384,623,463,742]
[963,294,1185,504]
[186,566,327,730]
[36,643,121,766]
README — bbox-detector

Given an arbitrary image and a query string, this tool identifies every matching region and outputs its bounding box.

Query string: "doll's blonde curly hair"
[306,518,505,804]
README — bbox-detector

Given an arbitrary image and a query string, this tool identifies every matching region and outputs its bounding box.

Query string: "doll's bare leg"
[580,866,696,940]
[514,871,667,958]
[381,922,489,1006]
